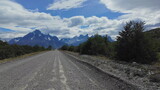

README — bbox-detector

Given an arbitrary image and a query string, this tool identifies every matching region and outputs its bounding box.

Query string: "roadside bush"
[80,34,109,56]
[47,45,53,50]
[116,21,157,64]
[0,40,47,60]
[60,45,69,50]
[68,46,74,51]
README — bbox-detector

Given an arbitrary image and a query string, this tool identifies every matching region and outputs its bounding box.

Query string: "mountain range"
[60,34,89,46]
[9,30,64,48]
[9,30,114,48]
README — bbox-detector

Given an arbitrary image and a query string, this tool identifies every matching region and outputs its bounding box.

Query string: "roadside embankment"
[62,51,160,90]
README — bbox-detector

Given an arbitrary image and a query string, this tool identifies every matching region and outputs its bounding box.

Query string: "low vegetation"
[0,51,46,64]
[60,21,159,64]
[0,40,51,60]
[145,28,160,52]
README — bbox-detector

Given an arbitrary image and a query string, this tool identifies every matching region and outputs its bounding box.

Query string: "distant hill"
[145,28,160,52]
[9,30,65,48]
[145,28,160,39]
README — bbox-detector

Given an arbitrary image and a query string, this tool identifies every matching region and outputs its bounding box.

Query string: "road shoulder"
[61,51,160,90]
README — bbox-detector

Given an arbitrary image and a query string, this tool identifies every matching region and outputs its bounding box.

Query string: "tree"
[80,34,109,56]
[60,45,69,50]
[0,40,48,60]
[116,21,157,64]
[68,46,74,51]
[47,45,52,50]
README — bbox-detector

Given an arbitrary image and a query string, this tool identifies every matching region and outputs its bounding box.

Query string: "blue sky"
[0,0,160,39]
[15,0,123,19]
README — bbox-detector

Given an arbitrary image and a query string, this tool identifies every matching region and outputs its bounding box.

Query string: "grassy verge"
[0,51,48,64]
[63,50,110,61]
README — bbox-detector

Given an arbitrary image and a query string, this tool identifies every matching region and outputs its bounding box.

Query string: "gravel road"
[0,50,139,90]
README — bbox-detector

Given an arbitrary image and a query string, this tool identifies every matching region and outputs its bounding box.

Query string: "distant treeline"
[60,21,160,64]
[0,41,52,60]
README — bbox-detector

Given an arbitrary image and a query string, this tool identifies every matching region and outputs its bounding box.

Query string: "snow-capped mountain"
[9,30,64,48]
[60,34,114,46]
[9,30,114,48]
[60,34,89,46]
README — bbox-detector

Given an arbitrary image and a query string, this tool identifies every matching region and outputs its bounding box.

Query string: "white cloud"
[47,0,87,10]
[65,16,85,27]
[0,1,54,25]
[100,0,160,13]
[100,0,160,27]
[63,16,122,39]
[0,0,68,38]
[0,31,26,40]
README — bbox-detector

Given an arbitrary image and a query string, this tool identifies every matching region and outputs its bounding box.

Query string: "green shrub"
[0,40,47,60]
[116,21,157,64]
[80,34,109,56]
[60,45,69,50]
